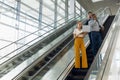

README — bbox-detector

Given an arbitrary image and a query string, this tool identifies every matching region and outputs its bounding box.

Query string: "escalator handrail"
[97,7,112,17]
[94,8,104,14]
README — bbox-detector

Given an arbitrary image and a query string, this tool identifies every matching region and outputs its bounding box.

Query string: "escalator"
[19,34,74,80]
[4,22,77,80]
[17,15,115,80]
[65,15,115,80]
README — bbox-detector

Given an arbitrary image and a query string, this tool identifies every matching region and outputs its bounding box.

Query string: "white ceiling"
[77,0,120,15]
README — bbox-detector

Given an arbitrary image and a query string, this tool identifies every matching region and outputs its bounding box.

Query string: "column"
[16,0,21,49]
[65,0,68,22]
[54,0,57,29]
[16,0,21,21]
[38,0,43,30]
[69,0,75,18]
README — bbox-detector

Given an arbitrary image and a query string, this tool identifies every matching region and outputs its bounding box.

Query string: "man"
[84,12,93,50]
[88,14,102,56]
[85,12,93,25]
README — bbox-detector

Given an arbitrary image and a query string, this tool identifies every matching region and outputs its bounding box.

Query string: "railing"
[97,7,112,24]
[94,8,104,14]
[0,14,80,61]
[84,7,118,80]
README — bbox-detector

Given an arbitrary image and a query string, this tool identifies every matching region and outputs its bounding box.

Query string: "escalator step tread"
[66,75,84,80]
[34,66,40,71]
[28,70,36,76]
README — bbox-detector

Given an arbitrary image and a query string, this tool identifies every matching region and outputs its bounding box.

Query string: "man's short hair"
[88,11,92,14]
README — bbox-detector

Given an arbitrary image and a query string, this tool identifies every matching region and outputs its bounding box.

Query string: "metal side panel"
[0,26,76,80]
[36,41,89,80]
[107,39,120,80]
[102,29,120,80]
[40,47,74,80]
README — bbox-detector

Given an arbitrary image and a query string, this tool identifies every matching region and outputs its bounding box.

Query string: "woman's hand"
[74,34,78,39]
[79,32,87,38]
[78,34,84,38]
[74,32,87,38]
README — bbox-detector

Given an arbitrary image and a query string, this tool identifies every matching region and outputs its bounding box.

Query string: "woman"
[89,14,102,56]
[73,21,88,69]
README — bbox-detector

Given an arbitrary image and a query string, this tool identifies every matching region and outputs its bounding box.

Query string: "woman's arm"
[73,34,77,39]
[82,32,87,38]
[78,32,87,38]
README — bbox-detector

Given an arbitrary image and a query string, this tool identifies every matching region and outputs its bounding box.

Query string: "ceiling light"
[92,0,103,3]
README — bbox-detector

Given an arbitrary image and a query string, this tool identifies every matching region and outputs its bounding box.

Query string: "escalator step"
[28,70,36,76]
[56,47,62,50]
[53,49,59,53]
[44,57,51,61]
[65,75,74,80]
[41,61,46,66]
[88,58,94,63]
[87,53,94,58]
[48,53,55,57]
[71,68,88,76]
[23,53,31,57]
[34,66,41,71]
[33,75,42,80]
[72,76,84,80]
[66,74,84,80]
[22,76,28,80]
[53,50,57,53]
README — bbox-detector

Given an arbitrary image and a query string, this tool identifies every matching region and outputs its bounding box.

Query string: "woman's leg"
[74,39,80,68]
[80,39,88,68]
